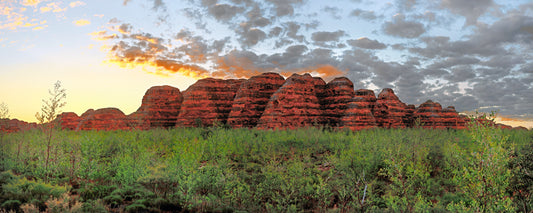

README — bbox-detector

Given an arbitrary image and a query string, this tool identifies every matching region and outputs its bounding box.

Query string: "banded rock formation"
[340,89,377,130]
[0,119,36,132]
[135,85,183,128]
[176,78,245,127]
[227,72,286,128]
[257,73,326,129]
[373,88,409,128]
[321,77,355,127]
[77,108,131,131]
[57,112,81,130]
[4,73,524,132]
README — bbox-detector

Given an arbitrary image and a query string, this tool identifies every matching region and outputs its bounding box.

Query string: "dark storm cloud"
[348,37,387,49]
[441,0,494,26]
[383,14,426,38]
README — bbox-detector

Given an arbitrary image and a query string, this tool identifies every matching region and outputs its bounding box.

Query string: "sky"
[0,0,532,128]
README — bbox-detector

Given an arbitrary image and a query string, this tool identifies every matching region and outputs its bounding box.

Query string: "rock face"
[372,88,409,128]
[321,77,355,127]
[77,108,131,131]
[257,73,326,129]
[441,106,466,129]
[57,112,80,130]
[413,100,445,128]
[136,85,183,128]
[227,73,286,128]
[0,119,36,132]
[340,89,377,130]
[8,73,520,132]
[176,78,245,127]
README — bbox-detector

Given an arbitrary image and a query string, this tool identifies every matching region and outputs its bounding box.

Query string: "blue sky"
[0,0,532,126]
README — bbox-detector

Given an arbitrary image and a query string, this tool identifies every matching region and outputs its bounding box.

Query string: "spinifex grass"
[0,126,531,212]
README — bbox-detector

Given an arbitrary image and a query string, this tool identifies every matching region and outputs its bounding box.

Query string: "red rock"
[321,77,355,127]
[257,73,326,129]
[57,112,80,130]
[80,109,95,119]
[495,123,513,129]
[227,72,286,128]
[512,126,528,131]
[441,106,467,129]
[404,104,416,128]
[372,88,409,128]
[176,78,245,127]
[136,85,183,128]
[340,89,377,130]
[77,108,131,130]
[127,111,150,130]
[0,119,36,133]
[413,100,445,129]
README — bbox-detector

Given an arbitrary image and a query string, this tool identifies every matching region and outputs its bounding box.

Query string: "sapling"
[35,81,66,181]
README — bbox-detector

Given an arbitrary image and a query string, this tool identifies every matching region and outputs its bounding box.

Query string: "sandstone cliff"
[4,73,518,132]
[227,73,285,128]
[176,78,245,127]
[257,73,326,129]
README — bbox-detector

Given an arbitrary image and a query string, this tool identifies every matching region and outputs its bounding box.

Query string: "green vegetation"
[0,122,532,212]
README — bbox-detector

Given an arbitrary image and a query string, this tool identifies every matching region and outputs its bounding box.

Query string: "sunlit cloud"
[73,19,90,26]
[89,30,118,41]
[21,0,40,7]
[39,2,65,13]
[69,1,85,8]
[39,6,51,12]
[0,0,69,31]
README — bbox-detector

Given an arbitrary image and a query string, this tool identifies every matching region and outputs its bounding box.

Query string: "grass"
[0,125,532,212]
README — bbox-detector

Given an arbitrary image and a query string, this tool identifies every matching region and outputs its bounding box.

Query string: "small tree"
[35,81,66,181]
[0,102,10,171]
[447,111,515,212]
[0,102,8,131]
[0,102,8,119]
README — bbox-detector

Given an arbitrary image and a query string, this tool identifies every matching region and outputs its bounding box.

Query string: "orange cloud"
[89,30,118,40]
[280,64,346,82]
[495,116,533,129]
[73,19,90,26]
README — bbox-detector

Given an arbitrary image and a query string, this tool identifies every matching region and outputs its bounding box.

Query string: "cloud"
[40,2,66,13]
[350,9,379,20]
[21,0,40,6]
[87,0,532,118]
[239,28,267,47]
[311,30,346,42]
[266,0,303,17]
[323,6,342,19]
[383,14,426,38]
[207,3,243,21]
[73,19,90,26]
[441,0,494,26]
[348,37,387,49]
[69,1,85,8]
